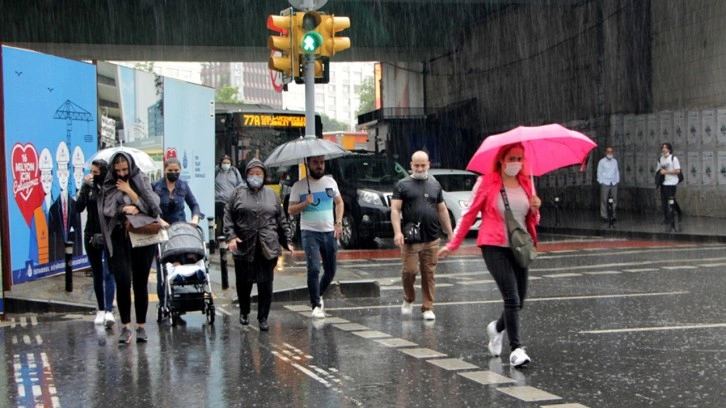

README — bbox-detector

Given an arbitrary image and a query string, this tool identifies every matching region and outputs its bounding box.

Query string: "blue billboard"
[2,46,97,284]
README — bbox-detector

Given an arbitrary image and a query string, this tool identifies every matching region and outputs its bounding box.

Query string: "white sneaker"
[509,348,531,368]
[104,312,115,329]
[401,301,413,315]
[311,307,325,319]
[487,320,504,357]
[422,310,436,320]
[319,297,324,311]
[94,311,105,325]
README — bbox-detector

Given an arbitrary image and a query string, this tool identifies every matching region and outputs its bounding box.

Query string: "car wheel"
[339,213,358,249]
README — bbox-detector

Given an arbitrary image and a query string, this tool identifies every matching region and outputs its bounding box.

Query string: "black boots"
[259,318,269,332]
[239,314,249,325]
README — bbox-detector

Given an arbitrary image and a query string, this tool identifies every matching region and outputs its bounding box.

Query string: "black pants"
[660,185,682,220]
[234,256,276,321]
[109,228,157,325]
[482,245,528,351]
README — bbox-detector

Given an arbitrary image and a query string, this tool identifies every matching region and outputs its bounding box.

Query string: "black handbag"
[403,222,422,244]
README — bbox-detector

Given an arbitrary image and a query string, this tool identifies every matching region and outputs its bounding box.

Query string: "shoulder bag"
[125,213,167,247]
[500,187,537,268]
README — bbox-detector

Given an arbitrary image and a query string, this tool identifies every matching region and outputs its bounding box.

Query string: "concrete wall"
[421,0,726,217]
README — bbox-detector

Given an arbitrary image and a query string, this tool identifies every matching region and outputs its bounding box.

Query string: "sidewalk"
[4,209,726,315]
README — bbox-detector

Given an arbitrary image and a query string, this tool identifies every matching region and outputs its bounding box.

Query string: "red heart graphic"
[165,147,178,161]
[11,143,44,226]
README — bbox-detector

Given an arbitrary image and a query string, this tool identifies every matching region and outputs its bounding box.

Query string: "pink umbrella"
[466,124,597,176]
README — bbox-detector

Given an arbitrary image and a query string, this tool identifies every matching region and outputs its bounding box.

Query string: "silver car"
[428,169,481,232]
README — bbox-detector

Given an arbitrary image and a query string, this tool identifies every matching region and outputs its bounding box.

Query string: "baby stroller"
[157,222,215,326]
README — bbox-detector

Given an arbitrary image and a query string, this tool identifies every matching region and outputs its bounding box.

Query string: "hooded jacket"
[101,151,161,256]
[223,159,292,270]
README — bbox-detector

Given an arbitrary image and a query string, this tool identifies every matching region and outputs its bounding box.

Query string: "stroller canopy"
[160,222,206,263]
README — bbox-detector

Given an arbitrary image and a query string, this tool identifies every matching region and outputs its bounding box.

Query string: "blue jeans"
[84,236,115,312]
[301,230,338,308]
[482,245,529,351]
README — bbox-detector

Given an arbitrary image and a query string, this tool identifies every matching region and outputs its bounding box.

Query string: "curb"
[539,226,726,243]
[4,297,95,314]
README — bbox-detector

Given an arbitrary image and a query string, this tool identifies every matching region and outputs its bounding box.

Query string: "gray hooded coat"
[101,151,161,257]
[223,159,292,280]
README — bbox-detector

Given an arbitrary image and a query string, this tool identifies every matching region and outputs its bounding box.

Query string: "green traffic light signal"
[301,31,323,54]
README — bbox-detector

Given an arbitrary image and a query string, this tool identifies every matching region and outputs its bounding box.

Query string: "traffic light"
[298,11,323,55]
[267,14,296,79]
[318,14,351,57]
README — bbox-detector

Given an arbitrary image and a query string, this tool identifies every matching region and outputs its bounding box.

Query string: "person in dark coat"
[76,159,116,328]
[224,159,294,331]
[102,151,161,345]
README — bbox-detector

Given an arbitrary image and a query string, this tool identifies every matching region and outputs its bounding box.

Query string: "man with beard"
[391,150,453,321]
[287,156,344,319]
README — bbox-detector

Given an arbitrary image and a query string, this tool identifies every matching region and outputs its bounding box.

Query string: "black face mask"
[117,174,129,182]
[93,175,104,185]
[166,172,180,182]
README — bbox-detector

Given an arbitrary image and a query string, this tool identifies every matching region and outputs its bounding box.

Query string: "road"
[3,235,726,407]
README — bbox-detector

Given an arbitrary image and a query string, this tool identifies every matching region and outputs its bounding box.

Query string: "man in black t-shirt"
[391,151,453,321]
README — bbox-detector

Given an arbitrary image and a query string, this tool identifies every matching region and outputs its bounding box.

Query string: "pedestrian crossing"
[281,304,576,405]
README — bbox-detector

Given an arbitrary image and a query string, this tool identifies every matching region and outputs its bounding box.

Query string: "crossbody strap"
[500,186,511,210]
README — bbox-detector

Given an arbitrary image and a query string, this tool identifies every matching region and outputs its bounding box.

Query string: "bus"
[322,131,369,151]
[215,103,322,194]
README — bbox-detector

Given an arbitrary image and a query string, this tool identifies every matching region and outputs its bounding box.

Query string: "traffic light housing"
[298,11,323,55]
[318,15,351,57]
[267,14,296,79]
[291,11,349,83]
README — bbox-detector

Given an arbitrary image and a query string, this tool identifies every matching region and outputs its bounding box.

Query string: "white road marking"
[323,291,689,312]
[542,273,583,278]
[496,385,561,402]
[580,322,726,334]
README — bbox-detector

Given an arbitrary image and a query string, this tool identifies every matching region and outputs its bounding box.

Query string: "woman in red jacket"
[438,142,541,368]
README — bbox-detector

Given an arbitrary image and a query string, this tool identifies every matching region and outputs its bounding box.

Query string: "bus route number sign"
[243,114,305,128]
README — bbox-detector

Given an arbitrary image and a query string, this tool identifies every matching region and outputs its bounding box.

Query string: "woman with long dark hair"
[76,158,115,328]
[102,152,161,344]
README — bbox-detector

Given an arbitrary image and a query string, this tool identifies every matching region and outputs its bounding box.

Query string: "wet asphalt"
[3,235,726,407]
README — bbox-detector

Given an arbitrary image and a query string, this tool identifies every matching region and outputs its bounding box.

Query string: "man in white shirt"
[596,146,620,223]
[288,156,344,319]
[658,142,682,224]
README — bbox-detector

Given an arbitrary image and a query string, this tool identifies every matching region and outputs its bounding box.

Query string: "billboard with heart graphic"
[2,45,97,286]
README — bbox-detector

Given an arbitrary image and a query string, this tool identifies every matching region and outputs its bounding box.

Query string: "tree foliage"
[321,113,349,132]
[356,76,375,116]
[215,85,242,103]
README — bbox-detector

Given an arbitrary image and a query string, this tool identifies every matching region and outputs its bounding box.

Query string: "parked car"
[279,152,409,249]
[428,169,481,232]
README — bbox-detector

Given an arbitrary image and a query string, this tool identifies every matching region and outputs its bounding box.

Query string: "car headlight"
[458,200,470,209]
[358,189,384,206]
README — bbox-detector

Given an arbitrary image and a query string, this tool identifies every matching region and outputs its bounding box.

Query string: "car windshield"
[341,157,409,182]
[433,173,478,192]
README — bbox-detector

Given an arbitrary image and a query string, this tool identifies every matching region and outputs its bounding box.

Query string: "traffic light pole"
[304,53,316,138]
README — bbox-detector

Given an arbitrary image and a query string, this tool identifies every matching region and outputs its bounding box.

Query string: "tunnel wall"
[424,0,726,217]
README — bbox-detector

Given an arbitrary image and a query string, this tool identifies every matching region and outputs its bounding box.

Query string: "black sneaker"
[259,319,269,332]
[136,327,148,343]
[119,327,133,344]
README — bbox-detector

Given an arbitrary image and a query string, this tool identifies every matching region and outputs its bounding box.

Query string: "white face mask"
[503,162,522,177]
[606,154,613,160]
[221,163,231,171]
